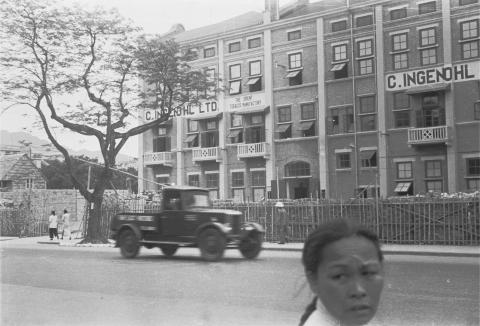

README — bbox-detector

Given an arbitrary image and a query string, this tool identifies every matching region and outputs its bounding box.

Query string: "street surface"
[1,243,478,326]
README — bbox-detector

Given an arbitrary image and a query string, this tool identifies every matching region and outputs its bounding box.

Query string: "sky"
[0,0,276,157]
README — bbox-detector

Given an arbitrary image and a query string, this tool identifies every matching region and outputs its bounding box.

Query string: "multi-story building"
[138,0,480,200]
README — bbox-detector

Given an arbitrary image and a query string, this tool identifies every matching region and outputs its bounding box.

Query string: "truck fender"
[196,222,230,239]
[241,222,265,234]
[116,224,142,247]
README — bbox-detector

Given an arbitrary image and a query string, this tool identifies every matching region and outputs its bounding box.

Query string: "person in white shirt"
[48,210,58,240]
[61,209,71,240]
[299,219,384,326]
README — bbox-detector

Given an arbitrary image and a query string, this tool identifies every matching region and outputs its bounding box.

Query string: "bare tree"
[0,0,217,243]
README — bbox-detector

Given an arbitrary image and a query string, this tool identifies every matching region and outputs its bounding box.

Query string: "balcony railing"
[192,147,221,162]
[407,126,448,145]
[237,142,269,158]
[143,152,173,166]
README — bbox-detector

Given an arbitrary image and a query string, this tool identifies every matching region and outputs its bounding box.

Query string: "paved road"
[1,244,478,326]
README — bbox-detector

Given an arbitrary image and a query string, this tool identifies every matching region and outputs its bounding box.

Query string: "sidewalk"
[1,236,479,257]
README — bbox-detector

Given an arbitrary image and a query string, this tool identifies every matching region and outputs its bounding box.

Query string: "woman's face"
[307,236,384,326]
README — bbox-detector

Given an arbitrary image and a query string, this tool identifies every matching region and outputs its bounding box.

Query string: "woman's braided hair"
[298,219,384,326]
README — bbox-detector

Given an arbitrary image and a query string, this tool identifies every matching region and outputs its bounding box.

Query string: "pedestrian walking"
[61,209,71,240]
[299,219,384,326]
[275,202,288,244]
[48,210,59,240]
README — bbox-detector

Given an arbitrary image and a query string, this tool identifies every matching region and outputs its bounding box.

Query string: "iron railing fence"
[2,196,479,245]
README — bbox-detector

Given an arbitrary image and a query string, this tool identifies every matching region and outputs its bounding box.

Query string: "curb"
[380,250,480,258]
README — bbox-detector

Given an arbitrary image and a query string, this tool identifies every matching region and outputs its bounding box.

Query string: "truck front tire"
[119,229,140,258]
[198,228,226,261]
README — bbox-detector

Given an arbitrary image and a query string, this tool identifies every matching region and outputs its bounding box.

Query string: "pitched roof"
[0,154,26,180]
[280,0,346,19]
[174,11,264,43]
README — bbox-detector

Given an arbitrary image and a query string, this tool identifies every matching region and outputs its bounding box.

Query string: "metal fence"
[2,195,479,246]
[214,196,480,245]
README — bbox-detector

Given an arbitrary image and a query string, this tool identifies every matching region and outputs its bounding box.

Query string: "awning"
[330,63,347,71]
[394,182,412,193]
[234,105,270,115]
[227,129,242,138]
[184,134,198,143]
[285,70,301,78]
[360,150,376,160]
[276,124,291,133]
[246,77,260,85]
[189,112,223,121]
[298,121,314,131]
[405,83,451,95]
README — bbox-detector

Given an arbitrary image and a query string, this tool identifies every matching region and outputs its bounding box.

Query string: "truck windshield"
[184,191,211,208]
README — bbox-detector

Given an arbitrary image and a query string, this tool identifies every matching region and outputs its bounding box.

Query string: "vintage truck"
[110,186,264,261]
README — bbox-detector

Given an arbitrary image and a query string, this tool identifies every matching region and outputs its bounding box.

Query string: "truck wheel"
[160,244,178,257]
[119,229,140,258]
[198,228,226,261]
[239,231,263,259]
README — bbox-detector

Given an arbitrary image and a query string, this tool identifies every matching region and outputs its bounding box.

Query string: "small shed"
[0,154,47,192]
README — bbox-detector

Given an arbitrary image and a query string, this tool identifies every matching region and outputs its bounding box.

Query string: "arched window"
[285,161,310,177]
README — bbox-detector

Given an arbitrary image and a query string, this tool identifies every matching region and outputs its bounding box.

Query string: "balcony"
[143,152,173,166]
[237,142,269,159]
[192,147,221,162]
[407,126,449,145]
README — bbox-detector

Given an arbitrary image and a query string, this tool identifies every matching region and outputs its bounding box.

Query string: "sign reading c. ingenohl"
[143,100,219,122]
[385,61,479,91]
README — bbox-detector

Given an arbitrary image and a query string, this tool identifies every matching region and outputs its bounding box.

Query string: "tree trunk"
[82,192,108,244]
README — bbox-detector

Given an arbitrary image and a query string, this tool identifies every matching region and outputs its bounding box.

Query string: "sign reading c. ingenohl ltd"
[143,101,219,122]
[385,61,480,91]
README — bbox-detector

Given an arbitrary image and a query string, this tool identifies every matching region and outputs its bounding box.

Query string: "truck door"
[162,190,186,237]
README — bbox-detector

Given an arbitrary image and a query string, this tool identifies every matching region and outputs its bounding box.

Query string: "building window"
[359,59,373,75]
[185,133,199,148]
[390,7,407,20]
[397,162,413,179]
[251,170,266,202]
[251,114,263,125]
[358,39,373,57]
[361,151,377,168]
[285,161,310,177]
[462,41,479,59]
[287,29,301,41]
[204,47,215,58]
[26,179,34,189]
[359,96,375,114]
[392,33,408,51]
[426,160,442,178]
[359,115,376,131]
[333,44,347,61]
[394,92,410,109]
[248,37,261,49]
[331,20,347,32]
[231,114,243,127]
[277,123,292,139]
[394,111,411,128]
[418,1,436,14]
[228,41,241,53]
[467,179,480,191]
[474,102,480,120]
[459,0,478,5]
[229,64,241,79]
[232,171,244,187]
[206,173,219,189]
[356,15,373,27]
[421,48,437,65]
[201,130,218,147]
[153,135,171,152]
[420,28,436,46]
[336,153,351,169]
[228,128,243,144]
[249,60,261,76]
[206,120,217,130]
[328,107,354,134]
[288,52,302,69]
[245,126,265,143]
[467,158,480,176]
[395,182,413,195]
[461,19,479,39]
[188,119,198,132]
[229,80,241,95]
[188,174,200,187]
[277,106,291,123]
[300,121,316,137]
[426,180,442,193]
[301,103,315,120]
[393,53,408,70]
